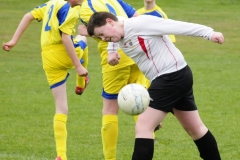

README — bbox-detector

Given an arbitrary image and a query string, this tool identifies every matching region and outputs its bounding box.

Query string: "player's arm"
[107,42,121,66]
[62,32,88,76]
[78,25,89,36]
[2,2,46,51]
[2,13,35,51]
[135,16,224,44]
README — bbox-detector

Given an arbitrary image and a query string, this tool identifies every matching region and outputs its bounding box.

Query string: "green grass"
[0,0,240,159]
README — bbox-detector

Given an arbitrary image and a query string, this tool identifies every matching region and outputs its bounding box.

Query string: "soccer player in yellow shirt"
[2,0,89,160]
[78,0,148,160]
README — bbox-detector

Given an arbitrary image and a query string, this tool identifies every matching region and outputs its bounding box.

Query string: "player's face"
[94,21,122,42]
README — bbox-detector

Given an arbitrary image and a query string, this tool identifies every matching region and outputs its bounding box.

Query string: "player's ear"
[106,18,114,26]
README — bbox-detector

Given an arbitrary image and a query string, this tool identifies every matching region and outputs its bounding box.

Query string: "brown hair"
[87,12,118,36]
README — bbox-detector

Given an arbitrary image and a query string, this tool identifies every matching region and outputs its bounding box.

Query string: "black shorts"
[148,65,197,112]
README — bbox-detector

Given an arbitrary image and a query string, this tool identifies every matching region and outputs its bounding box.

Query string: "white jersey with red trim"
[119,15,214,81]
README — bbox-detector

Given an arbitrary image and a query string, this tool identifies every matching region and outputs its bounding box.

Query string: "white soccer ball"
[117,83,150,116]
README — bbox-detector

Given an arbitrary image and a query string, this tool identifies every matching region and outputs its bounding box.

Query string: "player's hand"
[76,65,88,77]
[2,40,16,52]
[108,52,120,66]
[211,32,224,44]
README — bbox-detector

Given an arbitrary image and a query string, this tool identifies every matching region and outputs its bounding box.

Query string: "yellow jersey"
[80,0,136,73]
[137,5,176,42]
[31,0,81,47]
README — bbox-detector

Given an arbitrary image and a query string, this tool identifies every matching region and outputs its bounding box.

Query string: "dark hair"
[87,12,118,36]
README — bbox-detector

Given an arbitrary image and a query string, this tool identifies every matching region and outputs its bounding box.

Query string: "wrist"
[10,39,17,45]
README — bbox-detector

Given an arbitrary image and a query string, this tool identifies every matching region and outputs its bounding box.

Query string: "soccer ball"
[117,83,150,116]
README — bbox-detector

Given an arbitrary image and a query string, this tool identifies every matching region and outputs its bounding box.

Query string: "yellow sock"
[54,114,67,160]
[76,74,85,88]
[76,46,88,88]
[102,115,118,160]
[133,115,138,122]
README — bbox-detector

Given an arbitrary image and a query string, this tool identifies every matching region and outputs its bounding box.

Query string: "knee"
[102,103,119,115]
[135,119,154,134]
[75,35,87,43]
[183,123,208,140]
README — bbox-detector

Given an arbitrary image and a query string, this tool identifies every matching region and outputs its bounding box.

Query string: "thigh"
[45,69,69,89]
[175,65,197,111]
[128,64,141,83]
[136,107,167,138]
[102,66,131,96]
[148,75,182,112]
[42,48,73,88]
[129,64,150,88]
[42,47,74,70]
[149,65,196,112]
[175,88,197,111]
[173,109,207,140]
[74,36,87,64]
[51,82,68,114]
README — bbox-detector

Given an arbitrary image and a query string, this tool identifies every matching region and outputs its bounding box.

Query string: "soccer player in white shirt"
[87,12,224,160]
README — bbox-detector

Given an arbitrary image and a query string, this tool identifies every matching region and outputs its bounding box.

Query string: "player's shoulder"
[47,0,68,9]
[155,5,164,11]
[80,0,97,9]
[124,15,148,27]
[130,15,160,25]
[135,15,155,20]
[154,5,168,18]
[136,7,144,14]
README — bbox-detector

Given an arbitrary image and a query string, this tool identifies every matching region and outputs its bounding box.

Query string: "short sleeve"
[58,6,80,35]
[30,3,47,21]
[117,0,136,18]
[79,5,95,26]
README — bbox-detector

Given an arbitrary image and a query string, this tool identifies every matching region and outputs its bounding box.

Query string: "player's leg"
[173,109,221,160]
[102,98,119,160]
[42,47,74,160]
[52,82,68,160]
[132,107,167,160]
[129,64,162,140]
[48,71,70,160]
[127,64,143,126]
[45,71,69,160]
[132,65,191,160]
[131,68,173,160]
[74,36,89,95]
[101,66,131,160]
[173,65,221,159]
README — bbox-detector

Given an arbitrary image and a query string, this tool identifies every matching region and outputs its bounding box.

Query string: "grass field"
[0,0,240,159]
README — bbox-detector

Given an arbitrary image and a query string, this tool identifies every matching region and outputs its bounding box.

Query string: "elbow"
[61,32,69,44]
[78,25,89,36]
[24,12,35,21]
